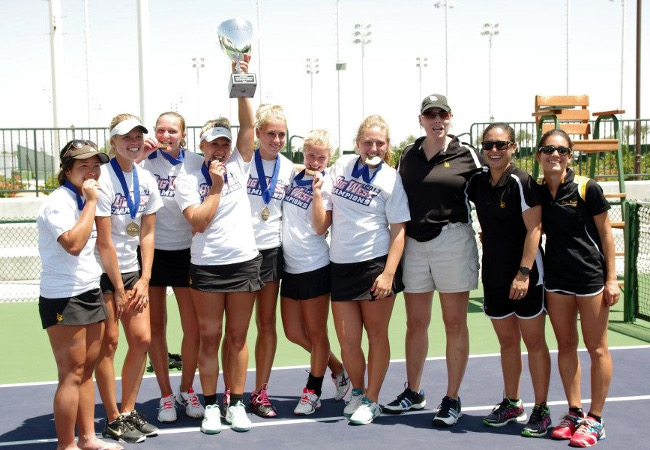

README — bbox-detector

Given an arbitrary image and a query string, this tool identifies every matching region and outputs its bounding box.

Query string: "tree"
[391,134,418,167]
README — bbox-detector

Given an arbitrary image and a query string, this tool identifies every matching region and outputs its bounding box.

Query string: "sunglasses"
[481,141,513,151]
[62,139,98,157]
[538,145,571,155]
[422,110,450,120]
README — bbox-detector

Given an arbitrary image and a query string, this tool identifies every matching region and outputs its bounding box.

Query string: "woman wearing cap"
[537,129,618,447]
[37,140,121,450]
[280,129,350,416]
[244,104,295,418]
[139,112,205,423]
[94,114,163,444]
[467,123,551,437]
[174,67,259,434]
[384,94,485,427]
[325,115,410,425]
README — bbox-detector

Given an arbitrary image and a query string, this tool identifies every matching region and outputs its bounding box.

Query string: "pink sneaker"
[249,383,277,418]
[551,410,583,440]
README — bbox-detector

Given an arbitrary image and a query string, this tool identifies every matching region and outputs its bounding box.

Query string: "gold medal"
[126,221,140,237]
[261,206,270,221]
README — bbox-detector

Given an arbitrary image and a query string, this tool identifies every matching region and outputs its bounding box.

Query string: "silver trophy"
[217,18,257,98]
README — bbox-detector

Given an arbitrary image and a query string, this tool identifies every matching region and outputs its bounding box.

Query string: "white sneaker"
[331,368,351,401]
[349,397,382,425]
[177,387,205,418]
[200,404,221,435]
[294,388,321,416]
[225,400,252,432]
[343,388,364,418]
[157,394,177,423]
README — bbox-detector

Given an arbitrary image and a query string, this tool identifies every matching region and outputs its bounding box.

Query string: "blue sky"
[0,0,646,149]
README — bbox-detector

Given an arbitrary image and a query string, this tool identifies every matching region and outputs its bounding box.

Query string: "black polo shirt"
[468,165,543,289]
[539,168,611,293]
[398,135,486,242]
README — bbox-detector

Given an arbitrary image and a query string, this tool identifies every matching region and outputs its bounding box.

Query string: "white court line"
[2,394,650,447]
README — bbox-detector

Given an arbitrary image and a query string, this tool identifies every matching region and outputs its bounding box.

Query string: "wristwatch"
[519,266,531,276]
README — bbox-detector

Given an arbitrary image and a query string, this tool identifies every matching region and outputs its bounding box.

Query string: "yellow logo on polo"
[500,201,506,208]
[56,313,63,322]
[443,161,450,168]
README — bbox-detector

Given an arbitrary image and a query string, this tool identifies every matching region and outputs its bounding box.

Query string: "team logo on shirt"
[198,171,242,203]
[155,174,178,197]
[332,176,380,206]
[284,185,313,210]
[247,176,288,200]
[111,189,151,215]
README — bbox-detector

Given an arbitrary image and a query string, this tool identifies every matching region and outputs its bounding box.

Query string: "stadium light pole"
[353,23,372,120]
[306,58,320,130]
[416,57,428,104]
[433,1,454,96]
[611,0,626,110]
[192,57,205,126]
[481,23,499,122]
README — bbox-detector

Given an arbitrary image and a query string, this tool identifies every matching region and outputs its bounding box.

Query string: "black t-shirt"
[539,168,611,292]
[398,135,486,242]
[468,165,543,289]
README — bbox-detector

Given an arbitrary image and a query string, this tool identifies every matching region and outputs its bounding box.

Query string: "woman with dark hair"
[537,129,618,447]
[468,123,551,437]
[37,140,121,449]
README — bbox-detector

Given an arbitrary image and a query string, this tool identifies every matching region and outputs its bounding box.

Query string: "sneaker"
[220,389,230,418]
[551,410,584,440]
[432,395,462,427]
[157,394,177,423]
[343,388,364,418]
[384,382,426,414]
[124,410,158,437]
[102,416,146,444]
[522,404,552,437]
[331,368,351,401]
[200,404,222,435]
[483,397,527,427]
[294,388,321,415]
[249,383,277,418]
[225,400,252,432]
[177,387,205,418]
[569,417,606,447]
[349,397,382,425]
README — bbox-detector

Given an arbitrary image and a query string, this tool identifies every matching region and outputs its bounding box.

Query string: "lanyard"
[63,181,85,211]
[110,158,140,219]
[351,156,382,184]
[254,149,281,205]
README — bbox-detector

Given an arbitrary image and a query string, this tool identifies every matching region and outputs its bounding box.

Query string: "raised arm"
[235,54,255,162]
[57,179,100,255]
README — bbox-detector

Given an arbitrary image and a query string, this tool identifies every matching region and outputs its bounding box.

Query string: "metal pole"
[48,0,62,129]
[83,0,91,126]
[257,0,263,101]
[336,0,342,156]
[137,0,150,125]
[634,0,642,178]
[566,0,570,94]
[621,0,626,110]
[444,2,449,96]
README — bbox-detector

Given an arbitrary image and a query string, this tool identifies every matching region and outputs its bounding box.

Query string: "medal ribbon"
[63,181,85,211]
[150,148,185,166]
[201,160,229,187]
[254,149,280,205]
[351,156,382,184]
[110,158,140,220]
[293,169,325,187]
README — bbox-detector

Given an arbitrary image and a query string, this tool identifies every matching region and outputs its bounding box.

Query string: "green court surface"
[2,289,649,385]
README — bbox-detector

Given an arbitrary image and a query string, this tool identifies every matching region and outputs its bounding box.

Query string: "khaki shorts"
[402,223,479,294]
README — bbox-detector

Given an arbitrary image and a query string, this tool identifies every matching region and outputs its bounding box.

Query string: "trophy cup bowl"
[217,18,257,98]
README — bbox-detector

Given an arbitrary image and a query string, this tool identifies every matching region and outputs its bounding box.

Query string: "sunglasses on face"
[481,141,513,151]
[421,110,450,120]
[62,139,98,156]
[538,145,571,155]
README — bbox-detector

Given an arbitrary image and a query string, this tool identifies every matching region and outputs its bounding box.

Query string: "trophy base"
[229,73,257,98]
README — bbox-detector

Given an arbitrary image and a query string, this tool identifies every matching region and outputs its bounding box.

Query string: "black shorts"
[281,265,331,300]
[39,288,107,329]
[260,247,284,283]
[189,253,263,293]
[483,283,546,319]
[331,255,403,302]
[139,247,191,287]
[100,271,140,293]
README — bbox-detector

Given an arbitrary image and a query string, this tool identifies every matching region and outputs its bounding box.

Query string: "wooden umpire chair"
[532,94,627,286]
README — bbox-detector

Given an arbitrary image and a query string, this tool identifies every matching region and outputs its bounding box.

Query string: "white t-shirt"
[96,160,163,273]
[282,170,332,274]
[175,148,258,266]
[139,148,204,251]
[247,150,294,250]
[328,154,411,264]
[37,186,102,298]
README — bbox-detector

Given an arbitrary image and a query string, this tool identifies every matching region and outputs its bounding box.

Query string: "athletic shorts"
[281,264,330,300]
[259,247,284,283]
[189,253,263,293]
[402,223,479,294]
[139,247,191,288]
[39,288,107,329]
[483,283,546,319]
[331,255,403,302]
[100,271,139,293]
[546,286,605,297]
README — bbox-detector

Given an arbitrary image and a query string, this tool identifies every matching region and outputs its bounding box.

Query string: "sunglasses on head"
[481,141,513,151]
[421,110,450,120]
[62,139,98,156]
[538,145,571,155]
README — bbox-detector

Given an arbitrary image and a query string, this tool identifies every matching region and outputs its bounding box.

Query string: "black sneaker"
[384,383,426,414]
[432,395,462,427]
[124,410,159,437]
[522,404,552,437]
[102,416,146,444]
[249,384,277,418]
